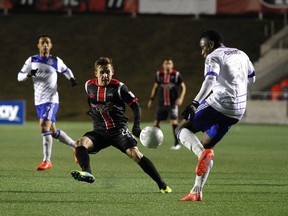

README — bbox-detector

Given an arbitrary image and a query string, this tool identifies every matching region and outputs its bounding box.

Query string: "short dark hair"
[162,58,173,62]
[200,29,224,48]
[38,35,51,41]
[95,57,113,68]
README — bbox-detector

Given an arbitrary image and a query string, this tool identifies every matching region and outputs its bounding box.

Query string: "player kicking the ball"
[71,57,172,193]
[177,29,256,201]
[17,35,78,170]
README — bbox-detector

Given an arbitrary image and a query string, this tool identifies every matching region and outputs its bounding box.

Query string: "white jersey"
[204,46,256,120]
[17,54,75,105]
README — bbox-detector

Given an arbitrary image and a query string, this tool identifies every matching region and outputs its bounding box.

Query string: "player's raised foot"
[160,186,172,193]
[180,192,202,201]
[170,145,181,150]
[71,170,95,183]
[196,149,214,176]
[73,149,78,164]
[36,161,52,171]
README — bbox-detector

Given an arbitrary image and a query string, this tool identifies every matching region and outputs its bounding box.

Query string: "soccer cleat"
[73,149,78,164]
[170,145,181,150]
[180,192,202,201]
[71,170,95,183]
[160,186,172,193]
[36,161,52,171]
[196,149,214,176]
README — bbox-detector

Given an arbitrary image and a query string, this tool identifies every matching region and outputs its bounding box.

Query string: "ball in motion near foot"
[140,126,164,148]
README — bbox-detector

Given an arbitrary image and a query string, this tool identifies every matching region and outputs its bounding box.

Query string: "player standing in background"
[147,58,186,150]
[17,35,78,171]
[178,29,256,201]
[71,57,172,193]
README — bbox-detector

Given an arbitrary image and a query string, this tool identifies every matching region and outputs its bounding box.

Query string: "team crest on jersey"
[47,59,54,65]
[106,93,113,101]
[89,93,95,98]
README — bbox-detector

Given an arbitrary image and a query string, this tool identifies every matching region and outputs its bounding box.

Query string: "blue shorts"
[191,101,239,142]
[36,103,59,122]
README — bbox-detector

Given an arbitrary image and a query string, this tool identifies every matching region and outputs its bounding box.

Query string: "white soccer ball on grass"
[140,126,164,149]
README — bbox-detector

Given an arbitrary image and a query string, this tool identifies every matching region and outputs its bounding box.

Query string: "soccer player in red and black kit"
[71,57,172,193]
[148,58,186,150]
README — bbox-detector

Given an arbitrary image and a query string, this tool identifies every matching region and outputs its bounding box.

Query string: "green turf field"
[0,122,287,216]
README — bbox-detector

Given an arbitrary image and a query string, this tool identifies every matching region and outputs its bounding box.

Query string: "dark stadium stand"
[0,14,281,121]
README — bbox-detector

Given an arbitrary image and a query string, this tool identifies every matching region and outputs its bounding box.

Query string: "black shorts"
[156,105,178,121]
[83,128,137,154]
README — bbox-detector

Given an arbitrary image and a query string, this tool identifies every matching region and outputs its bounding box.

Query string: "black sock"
[172,124,178,146]
[138,156,166,190]
[76,146,92,174]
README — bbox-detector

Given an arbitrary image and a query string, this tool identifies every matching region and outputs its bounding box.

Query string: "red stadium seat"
[280,79,288,100]
[270,84,282,100]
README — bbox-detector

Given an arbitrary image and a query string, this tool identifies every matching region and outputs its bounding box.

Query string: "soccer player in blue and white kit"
[17,35,78,171]
[177,29,256,201]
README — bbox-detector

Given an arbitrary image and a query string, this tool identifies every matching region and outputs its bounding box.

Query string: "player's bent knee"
[126,147,143,162]
[76,136,93,149]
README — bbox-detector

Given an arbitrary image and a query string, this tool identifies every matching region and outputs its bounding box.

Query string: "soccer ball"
[140,126,164,148]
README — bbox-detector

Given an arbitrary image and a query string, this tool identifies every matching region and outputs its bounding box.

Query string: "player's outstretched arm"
[130,102,142,138]
[147,82,158,109]
[194,75,216,102]
[176,81,186,106]
[62,68,78,87]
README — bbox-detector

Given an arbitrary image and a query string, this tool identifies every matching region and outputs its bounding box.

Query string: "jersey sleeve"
[177,72,183,84]
[204,56,220,79]
[119,83,138,106]
[56,57,68,73]
[57,57,75,80]
[247,59,256,84]
[17,57,31,82]
[154,71,160,84]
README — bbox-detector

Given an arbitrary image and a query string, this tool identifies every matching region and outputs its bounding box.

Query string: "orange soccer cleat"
[180,192,202,201]
[36,161,52,171]
[196,149,214,176]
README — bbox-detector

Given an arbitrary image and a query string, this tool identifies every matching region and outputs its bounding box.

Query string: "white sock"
[53,129,76,149]
[178,128,204,158]
[42,131,53,162]
[190,160,214,193]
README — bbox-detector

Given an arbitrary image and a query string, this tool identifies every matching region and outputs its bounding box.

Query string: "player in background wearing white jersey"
[177,29,256,201]
[17,35,78,171]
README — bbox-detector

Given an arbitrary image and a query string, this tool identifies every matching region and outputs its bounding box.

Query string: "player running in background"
[147,58,186,150]
[71,57,172,193]
[177,29,256,201]
[17,35,78,171]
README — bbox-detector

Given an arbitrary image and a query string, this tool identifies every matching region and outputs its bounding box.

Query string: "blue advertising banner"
[0,100,25,125]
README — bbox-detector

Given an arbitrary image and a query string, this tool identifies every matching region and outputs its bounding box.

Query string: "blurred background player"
[178,29,256,201]
[17,35,78,171]
[71,57,172,193]
[147,58,186,150]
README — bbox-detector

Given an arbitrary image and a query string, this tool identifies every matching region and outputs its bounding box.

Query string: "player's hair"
[95,57,113,68]
[200,29,224,48]
[37,35,52,41]
[162,58,173,63]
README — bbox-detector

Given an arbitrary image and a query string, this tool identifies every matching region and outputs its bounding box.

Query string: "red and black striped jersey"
[85,78,138,136]
[155,69,183,106]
